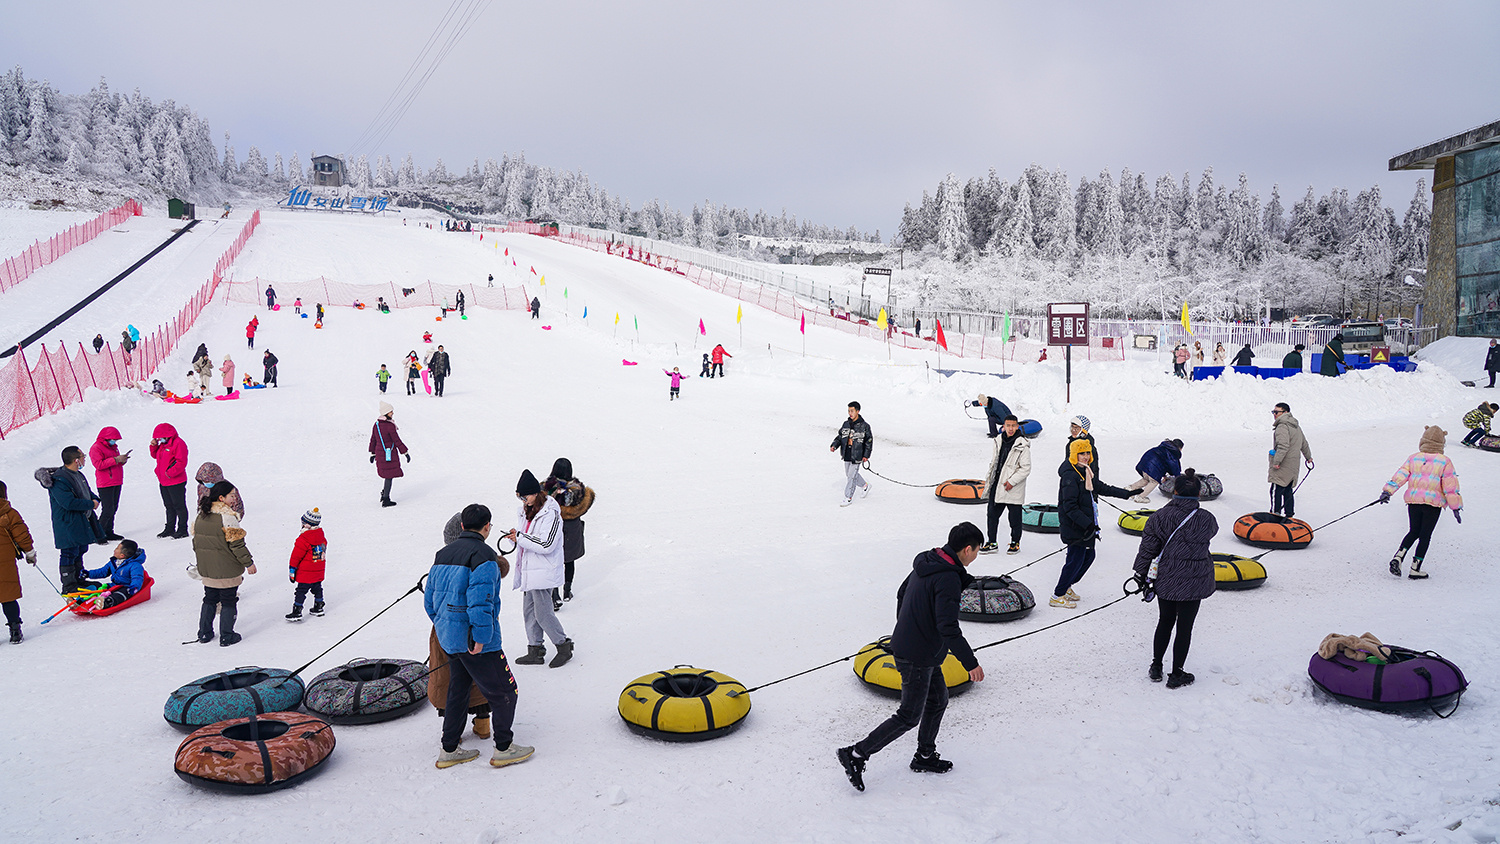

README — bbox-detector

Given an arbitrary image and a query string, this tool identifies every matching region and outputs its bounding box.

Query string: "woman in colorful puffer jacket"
[1379,426,1462,581]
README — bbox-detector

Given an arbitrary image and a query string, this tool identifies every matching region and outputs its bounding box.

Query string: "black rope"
[974,592,1133,653]
[860,462,943,489]
[1249,500,1380,561]
[275,577,426,685]
[1002,545,1066,576]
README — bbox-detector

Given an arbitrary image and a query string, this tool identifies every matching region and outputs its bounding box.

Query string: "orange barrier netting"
[0,200,145,294]
[0,210,261,439]
[221,278,532,313]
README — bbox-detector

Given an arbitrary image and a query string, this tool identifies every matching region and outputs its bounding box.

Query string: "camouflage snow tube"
[302,658,429,725]
[174,712,336,794]
[164,667,305,731]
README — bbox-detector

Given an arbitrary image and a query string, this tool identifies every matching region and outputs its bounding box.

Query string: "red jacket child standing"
[286,508,327,621]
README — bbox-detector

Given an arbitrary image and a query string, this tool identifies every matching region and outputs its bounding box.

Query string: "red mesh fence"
[0,200,144,294]
[0,210,260,439]
[221,277,532,313]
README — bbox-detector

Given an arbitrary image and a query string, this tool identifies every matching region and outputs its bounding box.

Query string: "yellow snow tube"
[1117,508,1155,536]
[618,666,750,741]
[1212,553,1267,590]
[852,637,972,697]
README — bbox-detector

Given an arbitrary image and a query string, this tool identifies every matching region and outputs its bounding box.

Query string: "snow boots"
[8,624,21,645]
[472,715,491,739]
[220,631,242,647]
[515,645,546,666]
[909,751,953,774]
[1408,559,1428,580]
[285,606,303,622]
[310,601,325,617]
[1149,662,1164,682]
[1166,670,1195,689]
[549,639,574,668]
[1390,546,1409,577]
[837,746,866,791]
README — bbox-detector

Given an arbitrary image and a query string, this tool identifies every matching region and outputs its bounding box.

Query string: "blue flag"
[582,306,588,319]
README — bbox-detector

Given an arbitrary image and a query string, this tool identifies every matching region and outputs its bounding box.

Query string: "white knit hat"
[1070,415,1091,431]
[378,401,394,418]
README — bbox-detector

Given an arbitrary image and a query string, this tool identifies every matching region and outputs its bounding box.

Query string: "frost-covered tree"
[242,146,268,186]
[221,132,237,182]
[23,76,56,164]
[397,153,416,188]
[934,173,967,260]
[1395,179,1430,272]
[375,154,395,188]
[288,150,304,183]
[991,176,1034,257]
[1262,184,1286,244]
[429,157,449,183]
[1094,169,1123,257]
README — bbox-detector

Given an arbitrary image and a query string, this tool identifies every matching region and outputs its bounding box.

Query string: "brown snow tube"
[174,712,336,794]
[935,479,986,505]
[428,628,488,711]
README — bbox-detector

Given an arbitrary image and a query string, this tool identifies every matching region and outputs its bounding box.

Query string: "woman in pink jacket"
[1378,425,1462,580]
[150,423,190,538]
[89,427,132,540]
[219,356,236,396]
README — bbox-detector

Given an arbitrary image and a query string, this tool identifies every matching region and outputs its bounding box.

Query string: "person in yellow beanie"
[1052,440,1135,608]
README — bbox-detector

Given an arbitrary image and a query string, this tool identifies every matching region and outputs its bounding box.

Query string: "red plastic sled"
[622,359,638,366]
[272,304,281,311]
[70,576,154,617]
[172,396,202,404]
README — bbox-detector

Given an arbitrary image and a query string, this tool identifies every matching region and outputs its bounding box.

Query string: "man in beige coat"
[981,415,1031,555]
[1269,402,1314,519]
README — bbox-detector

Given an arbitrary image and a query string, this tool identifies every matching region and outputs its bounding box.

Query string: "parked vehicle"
[1291,313,1336,328]
[1383,317,1413,330]
[1339,320,1413,355]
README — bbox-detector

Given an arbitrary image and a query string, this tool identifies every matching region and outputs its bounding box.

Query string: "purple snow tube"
[1307,645,1468,717]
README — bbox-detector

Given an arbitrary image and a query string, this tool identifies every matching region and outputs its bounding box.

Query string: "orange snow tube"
[174,712,335,794]
[1233,512,1313,550]
[935,479,986,505]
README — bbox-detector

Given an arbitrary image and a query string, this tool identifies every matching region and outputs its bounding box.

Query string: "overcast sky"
[4,1,1496,236]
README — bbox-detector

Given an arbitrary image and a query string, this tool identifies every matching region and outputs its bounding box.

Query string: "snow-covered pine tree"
[991,175,1034,257]
[272,152,285,184]
[1395,179,1430,273]
[1096,169,1123,257]
[221,132,237,182]
[429,157,448,183]
[242,146,268,186]
[934,173,967,260]
[398,153,416,188]
[530,167,554,219]
[288,150,304,183]
[23,76,56,164]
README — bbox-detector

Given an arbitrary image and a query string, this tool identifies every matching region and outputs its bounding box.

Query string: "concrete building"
[1390,119,1500,338]
[310,155,345,188]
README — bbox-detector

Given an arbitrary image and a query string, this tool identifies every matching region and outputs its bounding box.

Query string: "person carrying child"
[285,508,327,621]
[83,539,148,609]
[663,367,685,400]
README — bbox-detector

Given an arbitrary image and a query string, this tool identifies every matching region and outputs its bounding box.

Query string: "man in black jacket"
[838,522,985,791]
[427,346,452,397]
[1486,339,1499,388]
[830,401,873,506]
[262,350,278,388]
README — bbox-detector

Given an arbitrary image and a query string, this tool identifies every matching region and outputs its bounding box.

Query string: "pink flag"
[800,312,805,334]
[530,266,537,275]
[504,247,509,256]
[699,319,706,335]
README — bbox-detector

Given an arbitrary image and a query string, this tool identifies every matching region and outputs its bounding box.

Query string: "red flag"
[505,248,509,256]
[799,312,805,334]
[530,266,537,275]
[934,318,948,350]
[479,234,483,241]
[698,318,706,335]
[512,259,517,266]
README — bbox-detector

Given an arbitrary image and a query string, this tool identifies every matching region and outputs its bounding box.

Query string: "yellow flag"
[539,275,546,286]
[614,312,620,325]
[877,308,888,331]
[736,304,743,324]
[1180,301,1192,335]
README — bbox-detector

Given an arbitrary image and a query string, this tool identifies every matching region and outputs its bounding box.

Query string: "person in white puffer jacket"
[981,415,1031,556]
[504,469,573,668]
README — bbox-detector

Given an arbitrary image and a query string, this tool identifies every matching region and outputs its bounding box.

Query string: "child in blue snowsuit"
[84,539,148,609]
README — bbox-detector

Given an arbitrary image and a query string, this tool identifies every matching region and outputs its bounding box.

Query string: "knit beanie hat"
[550,457,573,481]
[1069,415,1091,431]
[516,469,541,497]
[977,394,988,404]
[1068,439,1093,465]
[1419,426,1446,454]
[378,401,394,419]
[301,507,322,527]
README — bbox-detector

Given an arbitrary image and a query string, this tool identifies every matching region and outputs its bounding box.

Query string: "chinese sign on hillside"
[282,187,391,213]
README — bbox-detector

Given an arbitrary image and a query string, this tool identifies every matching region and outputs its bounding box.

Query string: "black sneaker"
[1149,663,1163,682]
[220,632,242,647]
[157,528,173,538]
[1165,670,1195,689]
[1007,542,1020,555]
[563,586,573,602]
[837,746,866,792]
[910,752,953,774]
[196,632,215,644]
[309,602,325,617]
[381,499,397,508]
[978,542,999,554]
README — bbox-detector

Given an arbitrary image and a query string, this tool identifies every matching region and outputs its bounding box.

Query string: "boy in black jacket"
[838,522,985,791]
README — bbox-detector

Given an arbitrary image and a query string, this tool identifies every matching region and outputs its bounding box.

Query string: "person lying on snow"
[82,539,148,609]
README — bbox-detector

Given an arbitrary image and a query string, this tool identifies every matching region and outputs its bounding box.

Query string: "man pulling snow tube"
[935,479,986,505]
[1233,512,1312,550]
[164,667,305,731]
[1020,503,1061,533]
[1117,509,1154,536]
[618,666,750,741]
[174,712,336,794]
[853,637,972,698]
[958,575,1035,622]
[1160,473,1223,501]
[1211,553,1267,590]
[1308,645,1468,716]
[302,658,429,725]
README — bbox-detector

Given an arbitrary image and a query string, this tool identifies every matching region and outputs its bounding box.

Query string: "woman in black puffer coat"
[1131,468,1218,689]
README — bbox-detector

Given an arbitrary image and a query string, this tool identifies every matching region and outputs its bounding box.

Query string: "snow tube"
[618,667,750,742]
[174,712,335,794]
[1211,553,1266,590]
[1233,512,1312,550]
[935,479,986,505]
[301,313,308,318]
[68,576,154,616]
[1020,503,1061,534]
[272,304,281,311]
[164,668,305,731]
[302,658,429,725]
[1308,645,1468,716]
[1020,419,1042,439]
[958,575,1035,622]
[1159,473,1223,501]
[1117,508,1154,536]
[1476,434,1500,453]
[853,637,971,698]
[215,391,240,401]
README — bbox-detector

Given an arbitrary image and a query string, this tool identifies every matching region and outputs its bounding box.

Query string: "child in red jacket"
[286,508,327,621]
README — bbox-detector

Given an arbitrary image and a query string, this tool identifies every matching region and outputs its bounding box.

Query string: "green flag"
[634,316,638,331]
[1002,310,1010,341]
[564,287,568,298]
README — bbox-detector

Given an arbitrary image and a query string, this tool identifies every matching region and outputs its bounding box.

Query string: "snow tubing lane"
[1117,509,1155,536]
[164,667,305,731]
[1211,553,1267,590]
[853,637,972,698]
[1307,645,1468,715]
[174,712,335,794]
[958,575,1035,622]
[1158,473,1223,501]
[935,479,986,505]
[618,667,750,741]
[302,658,429,725]
[68,575,154,616]
[1020,503,1061,533]
[1020,419,1043,438]
[1233,512,1312,550]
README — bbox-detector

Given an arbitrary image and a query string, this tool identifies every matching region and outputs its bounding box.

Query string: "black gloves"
[404,453,411,463]
[369,455,376,463]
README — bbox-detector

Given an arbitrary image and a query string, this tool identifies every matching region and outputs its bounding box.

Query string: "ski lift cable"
[346,0,468,157]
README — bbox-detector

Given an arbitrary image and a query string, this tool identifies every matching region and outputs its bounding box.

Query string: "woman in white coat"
[982,415,1032,555]
[504,469,573,668]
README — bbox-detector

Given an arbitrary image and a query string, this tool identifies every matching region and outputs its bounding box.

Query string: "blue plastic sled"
[1020,419,1042,438]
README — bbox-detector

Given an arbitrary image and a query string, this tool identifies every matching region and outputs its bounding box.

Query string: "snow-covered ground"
[0,206,97,258]
[2,209,1498,844]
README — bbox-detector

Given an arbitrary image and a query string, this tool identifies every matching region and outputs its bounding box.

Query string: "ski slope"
[1,208,1498,844]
